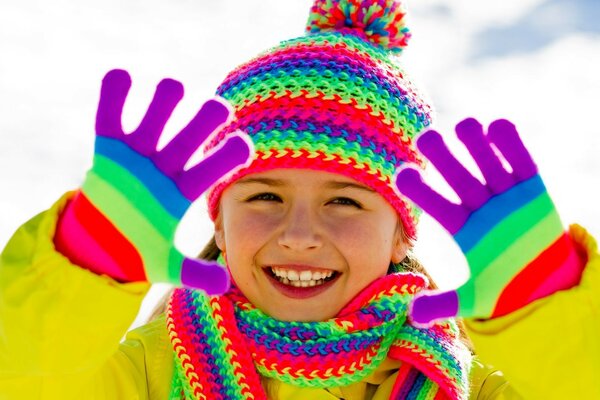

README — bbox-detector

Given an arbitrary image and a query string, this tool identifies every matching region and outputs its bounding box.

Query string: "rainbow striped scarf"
[166,273,471,399]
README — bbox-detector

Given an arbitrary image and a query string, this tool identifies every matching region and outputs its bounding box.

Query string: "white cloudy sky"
[1,0,599,326]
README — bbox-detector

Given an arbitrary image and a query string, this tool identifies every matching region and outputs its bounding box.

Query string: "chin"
[262,305,338,322]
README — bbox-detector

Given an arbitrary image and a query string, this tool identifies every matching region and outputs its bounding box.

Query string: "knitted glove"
[54,69,252,294]
[395,118,584,324]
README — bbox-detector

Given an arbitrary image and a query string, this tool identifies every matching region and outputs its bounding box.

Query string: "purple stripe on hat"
[218,54,429,127]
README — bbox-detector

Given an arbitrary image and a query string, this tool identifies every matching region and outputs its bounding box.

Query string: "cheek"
[327,216,394,256]
[225,211,279,248]
[223,211,280,276]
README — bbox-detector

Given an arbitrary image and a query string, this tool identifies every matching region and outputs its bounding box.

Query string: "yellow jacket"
[1,195,598,399]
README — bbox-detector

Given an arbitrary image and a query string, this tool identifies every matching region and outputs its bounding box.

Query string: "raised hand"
[56,69,252,294]
[395,118,583,324]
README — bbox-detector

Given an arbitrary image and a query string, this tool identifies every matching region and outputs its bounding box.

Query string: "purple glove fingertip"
[96,69,131,138]
[409,290,459,327]
[394,166,469,234]
[487,119,538,181]
[181,258,231,295]
[455,118,514,194]
[128,78,185,156]
[197,96,239,150]
[178,133,253,200]
[154,98,232,174]
[417,130,490,210]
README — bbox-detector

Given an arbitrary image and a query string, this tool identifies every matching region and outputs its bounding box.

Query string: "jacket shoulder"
[470,358,521,399]
[121,314,173,399]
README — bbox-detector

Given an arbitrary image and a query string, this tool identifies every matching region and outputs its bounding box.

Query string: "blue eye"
[331,197,361,208]
[248,193,281,202]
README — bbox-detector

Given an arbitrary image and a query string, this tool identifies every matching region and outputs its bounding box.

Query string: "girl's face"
[215,168,408,321]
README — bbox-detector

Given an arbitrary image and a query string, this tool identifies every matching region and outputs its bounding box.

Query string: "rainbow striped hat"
[206,0,433,239]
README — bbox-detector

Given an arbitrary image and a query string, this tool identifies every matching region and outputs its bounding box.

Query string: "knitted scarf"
[166,272,471,400]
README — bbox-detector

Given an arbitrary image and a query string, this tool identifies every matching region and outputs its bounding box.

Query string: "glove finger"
[487,119,538,182]
[395,166,469,234]
[128,78,184,156]
[96,69,130,139]
[417,130,490,209]
[455,118,514,194]
[180,257,231,295]
[177,133,252,200]
[155,98,232,175]
[409,289,459,327]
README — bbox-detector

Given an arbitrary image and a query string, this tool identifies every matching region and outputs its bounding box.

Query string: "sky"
[1,0,599,328]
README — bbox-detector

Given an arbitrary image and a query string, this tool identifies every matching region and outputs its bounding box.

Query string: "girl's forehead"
[235,168,369,187]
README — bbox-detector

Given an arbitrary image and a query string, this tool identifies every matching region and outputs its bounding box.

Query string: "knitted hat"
[205,0,433,239]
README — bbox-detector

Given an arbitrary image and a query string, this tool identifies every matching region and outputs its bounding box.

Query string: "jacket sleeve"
[465,224,600,399]
[0,193,153,398]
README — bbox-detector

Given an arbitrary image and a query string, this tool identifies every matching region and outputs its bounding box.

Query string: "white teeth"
[300,271,312,281]
[270,266,336,287]
[287,270,299,281]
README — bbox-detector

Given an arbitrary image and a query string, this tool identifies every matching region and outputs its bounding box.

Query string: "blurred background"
[1,0,599,328]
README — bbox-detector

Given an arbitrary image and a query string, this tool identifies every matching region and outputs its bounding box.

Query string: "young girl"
[1,0,598,399]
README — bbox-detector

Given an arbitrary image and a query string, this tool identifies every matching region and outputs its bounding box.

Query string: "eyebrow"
[235,177,375,193]
[235,177,285,187]
[325,181,375,193]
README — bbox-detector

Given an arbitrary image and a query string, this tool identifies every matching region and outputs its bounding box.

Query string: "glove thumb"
[409,289,460,327]
[180,255,231,295]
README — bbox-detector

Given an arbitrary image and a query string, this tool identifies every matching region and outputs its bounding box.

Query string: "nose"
[277,203,323,251]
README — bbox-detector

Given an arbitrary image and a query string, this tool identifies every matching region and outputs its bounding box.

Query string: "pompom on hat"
[205,0,433,239]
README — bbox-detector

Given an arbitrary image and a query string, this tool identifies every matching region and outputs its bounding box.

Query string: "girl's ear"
[214,214,226,252]
[391,224,409,264]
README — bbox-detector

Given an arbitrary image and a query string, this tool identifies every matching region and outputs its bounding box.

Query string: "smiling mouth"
[266,266,338,288]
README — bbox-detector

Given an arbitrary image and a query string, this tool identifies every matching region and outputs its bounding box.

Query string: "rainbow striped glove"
[55,69,251,294]
[395,118,583,324]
